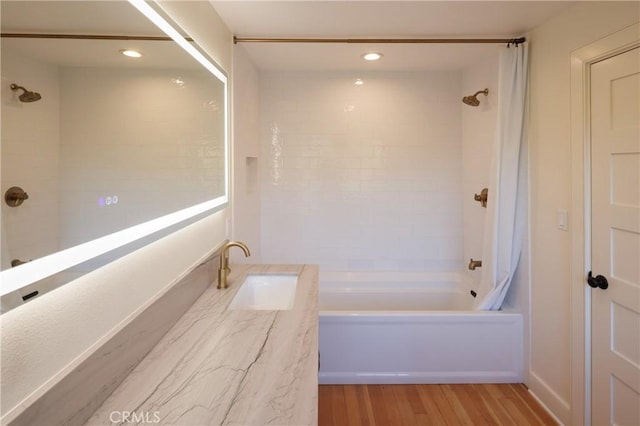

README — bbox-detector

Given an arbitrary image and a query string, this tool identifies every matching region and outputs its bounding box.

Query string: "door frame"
[569,23,639,426]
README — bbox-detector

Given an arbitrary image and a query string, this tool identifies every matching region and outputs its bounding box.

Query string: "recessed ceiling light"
[362,52,383,61]
[354,78,364,86]
[119,49,143,58]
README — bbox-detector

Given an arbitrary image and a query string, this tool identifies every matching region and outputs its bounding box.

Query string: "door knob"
[587,271,609,290]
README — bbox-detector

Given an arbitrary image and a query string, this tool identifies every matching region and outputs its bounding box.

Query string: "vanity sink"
[228,273,298,310]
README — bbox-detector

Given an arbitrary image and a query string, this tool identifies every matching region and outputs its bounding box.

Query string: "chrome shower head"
[10,83,42,103]
[462,88,488,107]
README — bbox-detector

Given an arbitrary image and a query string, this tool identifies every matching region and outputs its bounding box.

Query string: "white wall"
[231,45,262,262]
[528,2,639,423]
[0,1,233,416]
[1,47,60,271]
[260,71,464,271]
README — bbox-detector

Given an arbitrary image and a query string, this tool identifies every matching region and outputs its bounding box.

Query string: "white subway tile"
[260,70,470,270]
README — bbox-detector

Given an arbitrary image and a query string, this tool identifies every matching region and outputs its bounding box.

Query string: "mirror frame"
[0,0,229,298]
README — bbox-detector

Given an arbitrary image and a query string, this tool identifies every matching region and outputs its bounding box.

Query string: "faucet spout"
[217,241,251,289]
[468,259,483,271]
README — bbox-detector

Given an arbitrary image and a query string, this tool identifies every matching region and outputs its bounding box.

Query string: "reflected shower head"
[462,88,488,107]
[10,83,42,103]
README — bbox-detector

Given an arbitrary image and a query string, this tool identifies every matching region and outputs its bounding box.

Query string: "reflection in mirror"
[0,1,228,312]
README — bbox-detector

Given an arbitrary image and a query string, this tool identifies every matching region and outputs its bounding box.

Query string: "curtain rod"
[0,33,194,42]
[234,36,525,45]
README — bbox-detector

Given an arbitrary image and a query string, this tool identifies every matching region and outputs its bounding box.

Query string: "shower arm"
[10,84,26,92]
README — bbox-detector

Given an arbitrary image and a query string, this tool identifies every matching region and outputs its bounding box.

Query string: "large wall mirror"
[0,1,228,312]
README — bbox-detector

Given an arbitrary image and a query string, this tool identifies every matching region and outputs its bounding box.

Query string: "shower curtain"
[474,42,529,311]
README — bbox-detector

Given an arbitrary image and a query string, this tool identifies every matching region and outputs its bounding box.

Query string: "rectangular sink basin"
[228,273,298,310]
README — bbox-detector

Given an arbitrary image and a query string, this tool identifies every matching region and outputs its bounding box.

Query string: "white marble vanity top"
[85,264,318,426]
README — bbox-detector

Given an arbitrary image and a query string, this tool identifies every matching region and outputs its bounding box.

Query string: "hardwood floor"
[318,384,558,426]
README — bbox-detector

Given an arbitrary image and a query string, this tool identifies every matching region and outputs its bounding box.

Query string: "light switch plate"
[557,209,568,231]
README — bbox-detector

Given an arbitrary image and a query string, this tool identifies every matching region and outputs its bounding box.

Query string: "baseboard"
[528,371,570,425]
[528,387,566,426]
[319,371,523,385]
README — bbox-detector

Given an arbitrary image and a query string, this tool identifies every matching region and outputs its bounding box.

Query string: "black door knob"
[588,271,609,290]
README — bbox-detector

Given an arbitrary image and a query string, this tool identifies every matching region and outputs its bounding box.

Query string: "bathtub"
[318,271,523,384]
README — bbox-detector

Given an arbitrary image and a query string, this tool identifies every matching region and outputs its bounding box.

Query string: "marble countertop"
[86,264,319,426]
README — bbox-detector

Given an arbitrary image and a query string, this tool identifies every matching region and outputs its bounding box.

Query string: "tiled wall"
[260,71,464,271]
[231,45,261,262]
[1,46,61,271]
[461,53,499,279]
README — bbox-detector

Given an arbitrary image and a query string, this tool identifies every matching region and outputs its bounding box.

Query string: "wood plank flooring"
[318,384,558,426]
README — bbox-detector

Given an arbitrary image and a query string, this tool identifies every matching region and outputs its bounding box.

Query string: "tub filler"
[319,271,523,384]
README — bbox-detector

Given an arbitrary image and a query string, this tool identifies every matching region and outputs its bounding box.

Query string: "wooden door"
[590,46,640,426]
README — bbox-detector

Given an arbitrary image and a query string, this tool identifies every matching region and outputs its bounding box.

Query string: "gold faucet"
[474,188,488,208]
[468,259,483,270]
[217,241,251,289]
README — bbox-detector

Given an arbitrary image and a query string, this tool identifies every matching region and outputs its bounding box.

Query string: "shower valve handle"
[587,271,608,290]
[4,186,29,207]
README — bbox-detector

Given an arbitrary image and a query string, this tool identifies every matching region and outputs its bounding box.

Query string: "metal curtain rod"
[0,33,194,42]
[234,36,526,45]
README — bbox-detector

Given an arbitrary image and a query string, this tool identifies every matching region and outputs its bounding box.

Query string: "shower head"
[10,83,42,103]
[462,88,489,107]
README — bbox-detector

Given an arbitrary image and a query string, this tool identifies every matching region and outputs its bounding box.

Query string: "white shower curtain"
[474,42,529,311]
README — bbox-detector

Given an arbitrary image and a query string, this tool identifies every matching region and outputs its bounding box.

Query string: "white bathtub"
[318,271,523,384]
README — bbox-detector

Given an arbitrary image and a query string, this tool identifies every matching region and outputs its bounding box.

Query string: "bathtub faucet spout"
[468,259,482,270]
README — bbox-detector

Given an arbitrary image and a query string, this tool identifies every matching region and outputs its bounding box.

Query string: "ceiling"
[1,1,577,72]
[0,1,162,36]
[0,1,199,69]
[211,1,575,71]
